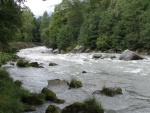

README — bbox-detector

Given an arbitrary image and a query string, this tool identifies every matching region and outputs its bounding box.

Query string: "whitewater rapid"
[5,46,150,113]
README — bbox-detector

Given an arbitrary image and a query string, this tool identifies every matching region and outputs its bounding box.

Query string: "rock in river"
[119,49,144,60]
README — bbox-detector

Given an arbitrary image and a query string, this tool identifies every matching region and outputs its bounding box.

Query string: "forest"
[0,0,150,52]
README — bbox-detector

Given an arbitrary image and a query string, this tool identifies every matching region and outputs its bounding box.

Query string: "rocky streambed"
[4,46,150,113]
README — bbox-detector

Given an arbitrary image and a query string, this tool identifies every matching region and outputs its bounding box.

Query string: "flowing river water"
[4,46,150,113]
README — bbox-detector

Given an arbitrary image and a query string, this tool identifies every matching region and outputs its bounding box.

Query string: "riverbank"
[0,69,27,112]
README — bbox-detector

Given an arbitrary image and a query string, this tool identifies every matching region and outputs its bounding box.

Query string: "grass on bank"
[0,69,28,113]
[0,69,46,113]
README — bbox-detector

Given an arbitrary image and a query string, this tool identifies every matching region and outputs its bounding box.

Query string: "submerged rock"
[119,49,144,60]
[82,71,87,73]
[47,79,69,94]
[49,62,58,66]
[46,105,61,113]
[92,54,102,59]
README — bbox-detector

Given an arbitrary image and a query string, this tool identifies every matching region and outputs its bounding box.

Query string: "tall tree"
[0,0,22,49]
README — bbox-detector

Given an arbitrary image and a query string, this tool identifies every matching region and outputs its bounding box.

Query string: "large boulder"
[119,49,144,60]
[71,45,85,53]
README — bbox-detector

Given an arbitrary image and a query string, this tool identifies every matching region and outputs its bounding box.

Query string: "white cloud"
[24,0,62,16]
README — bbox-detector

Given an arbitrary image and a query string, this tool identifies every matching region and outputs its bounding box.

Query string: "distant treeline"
[0,0,150,52]
[43,0,150,52]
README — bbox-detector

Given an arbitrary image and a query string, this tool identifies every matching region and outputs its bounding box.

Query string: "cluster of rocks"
[92,49,145,60]
[22,87,65,112]
[15,59,58,68]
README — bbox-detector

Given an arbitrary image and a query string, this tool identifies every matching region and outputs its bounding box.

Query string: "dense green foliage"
[0,0,22,49]
[0,1,41,51]
[42,0,150,52]
[1,0,150,52]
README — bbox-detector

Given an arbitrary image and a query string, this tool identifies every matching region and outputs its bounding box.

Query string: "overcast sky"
[24,0,62,16]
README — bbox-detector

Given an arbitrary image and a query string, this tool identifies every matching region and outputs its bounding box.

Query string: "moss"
[42,87,57,101]
[21,93,45,105]
[46,105,60,113]
[100,87,122,96]
[69,78,82,88]
[23,104,36,112]
[17,59,30,67]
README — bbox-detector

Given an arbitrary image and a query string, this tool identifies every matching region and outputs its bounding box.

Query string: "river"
[5,46,150,113]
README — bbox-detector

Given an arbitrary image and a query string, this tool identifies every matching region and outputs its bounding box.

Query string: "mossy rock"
[69,79,82,88]
[61,98,104,113]
[30,62,40,68]
[53,99,65,104]
[42,87,57,101]
[61,102,85,113]
[46,105,60,113]
[21,93,45,105]
[23,104,36,112]
[100,87,122,96]
[17,59,30,67]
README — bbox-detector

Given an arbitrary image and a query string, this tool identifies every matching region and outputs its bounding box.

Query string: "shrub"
[84,97,104,113]
[69,78,82,88]
[17,59,30,67]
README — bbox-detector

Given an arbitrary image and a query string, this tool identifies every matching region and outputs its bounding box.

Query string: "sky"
[24,0,62,17]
